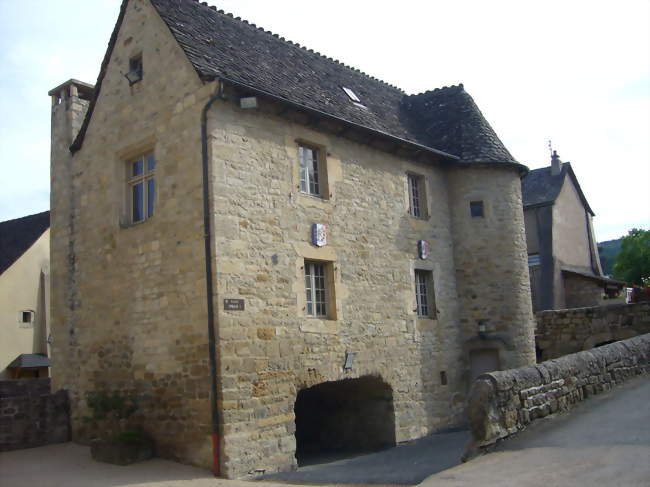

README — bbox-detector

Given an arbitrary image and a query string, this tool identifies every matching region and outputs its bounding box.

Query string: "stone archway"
[293,375,395,465]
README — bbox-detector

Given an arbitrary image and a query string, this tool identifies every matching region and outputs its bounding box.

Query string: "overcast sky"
[0,0,648,241]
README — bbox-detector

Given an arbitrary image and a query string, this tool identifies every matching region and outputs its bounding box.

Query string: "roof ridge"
[408,83,465,98]
[191,0,404,93]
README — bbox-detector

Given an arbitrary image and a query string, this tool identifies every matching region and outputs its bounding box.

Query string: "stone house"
[0,211,51,379]
[522,151,624,311]
[49,0,535,478]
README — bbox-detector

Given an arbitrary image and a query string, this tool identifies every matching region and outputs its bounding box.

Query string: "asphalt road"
[260,429,469,485]
[421,374,650,487]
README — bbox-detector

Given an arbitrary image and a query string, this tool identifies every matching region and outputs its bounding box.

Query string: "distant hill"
[598,238,623,276]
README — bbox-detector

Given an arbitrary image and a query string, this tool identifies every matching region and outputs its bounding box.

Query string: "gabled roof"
[72,0,524,171]
[522,163,594,215]
[0,211,50,276]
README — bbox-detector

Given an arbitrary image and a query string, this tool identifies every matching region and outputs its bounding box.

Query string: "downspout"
[201,79,225,477]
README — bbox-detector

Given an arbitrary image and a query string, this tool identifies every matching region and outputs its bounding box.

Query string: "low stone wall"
[536,302,650,361]
[467,333,650,448]
[0,378,70,451]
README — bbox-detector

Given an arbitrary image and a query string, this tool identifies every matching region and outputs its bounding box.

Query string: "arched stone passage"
[294,375,395,464]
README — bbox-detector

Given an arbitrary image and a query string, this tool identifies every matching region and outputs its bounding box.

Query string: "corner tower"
[404,85,536,384]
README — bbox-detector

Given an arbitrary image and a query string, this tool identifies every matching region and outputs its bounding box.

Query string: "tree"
[613,228,650,286]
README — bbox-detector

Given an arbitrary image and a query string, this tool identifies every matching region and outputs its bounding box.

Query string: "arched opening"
[294,375,395,465]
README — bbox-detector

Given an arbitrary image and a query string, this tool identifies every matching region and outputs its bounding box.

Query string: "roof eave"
[215,76,460,163]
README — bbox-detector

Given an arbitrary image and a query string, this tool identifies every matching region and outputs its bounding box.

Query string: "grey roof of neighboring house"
[522,163,594,215]
[71,0,524,172]
[7,353,51,369]
[0,211,50,276]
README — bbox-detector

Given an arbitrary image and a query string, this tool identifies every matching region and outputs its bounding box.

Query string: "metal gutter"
[200,80,225,477]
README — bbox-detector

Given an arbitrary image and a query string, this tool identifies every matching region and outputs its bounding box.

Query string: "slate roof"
[522,163,594,215]
[7,354,50,369]
[0,211,50,276]
[72,0,524,171]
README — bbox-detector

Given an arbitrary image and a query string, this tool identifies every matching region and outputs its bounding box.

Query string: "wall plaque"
[418,240,429,259]
[311,223,327,247]
[224,299,245,311]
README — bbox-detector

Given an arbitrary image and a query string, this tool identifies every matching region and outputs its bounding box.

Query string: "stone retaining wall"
[467,333,650,448]
[536,302,650,361]
[0,379,70,451]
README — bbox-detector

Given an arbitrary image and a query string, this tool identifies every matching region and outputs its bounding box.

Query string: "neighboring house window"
[20,310,34,324]
[528,254,541,266]
[128,154,156,223]
[415,270,436,318]
[470,201,484,218]
[408,173,426,218]
[305,261,328,317]
[299,144,322,197]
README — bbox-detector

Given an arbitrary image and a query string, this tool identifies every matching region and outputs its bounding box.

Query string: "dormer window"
[341,86,365,107]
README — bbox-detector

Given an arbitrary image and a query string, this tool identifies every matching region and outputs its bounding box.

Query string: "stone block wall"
[209,96,468,477]
[467,333,650,448]
[536,302,650,361]
[563,273,603,309]
[0,379,70,451]
[50,0,217,469]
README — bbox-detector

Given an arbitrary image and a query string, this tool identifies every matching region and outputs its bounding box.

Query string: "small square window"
[21,311,34,323]
[299,144,324,197]
[127,55,143,84]
[415,270,436,318]
[408,173,427,218]
[304,260,332,318]
[127,153,156,223]
[470,201,484,218]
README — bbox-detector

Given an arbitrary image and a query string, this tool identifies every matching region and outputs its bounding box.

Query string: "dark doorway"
[469,348,500,383]
[294,375,396,466]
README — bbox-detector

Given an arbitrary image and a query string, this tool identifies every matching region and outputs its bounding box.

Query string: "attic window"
[341,86,363,105]
[126,55,143,85]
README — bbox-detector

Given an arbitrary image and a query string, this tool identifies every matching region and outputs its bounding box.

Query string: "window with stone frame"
[304,260,330,317]
[470,200,484,218]
[415,269,436,318]
[299,144,324,197]
[128,153,156,223]
[408,173,427,218]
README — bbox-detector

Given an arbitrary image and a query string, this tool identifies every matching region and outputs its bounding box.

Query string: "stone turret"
[48,79,93,391]
[448,166,536,385]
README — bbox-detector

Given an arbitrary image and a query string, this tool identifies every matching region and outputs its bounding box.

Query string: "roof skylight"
[342,86,362,104]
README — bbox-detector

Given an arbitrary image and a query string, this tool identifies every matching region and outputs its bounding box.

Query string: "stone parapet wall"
[0,377,51,398]
[467,333,650,448]
[0,379,70,451]
[536,302,650,361]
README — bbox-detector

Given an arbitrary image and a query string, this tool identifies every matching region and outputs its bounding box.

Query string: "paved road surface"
[261,429,469,485]
[421,374,650,486]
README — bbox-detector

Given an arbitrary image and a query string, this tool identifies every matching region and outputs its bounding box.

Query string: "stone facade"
[467,333,650,448]
[536,302,650,361]
[50,0,536,478]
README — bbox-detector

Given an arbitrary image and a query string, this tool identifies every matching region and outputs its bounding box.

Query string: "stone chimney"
[550,150,562,176]
[48,79,93,363]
